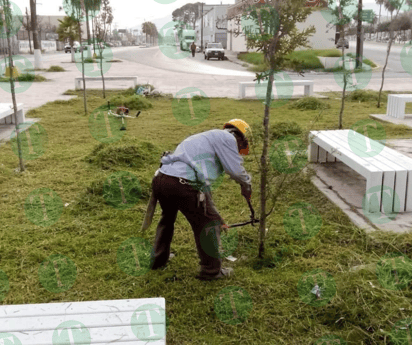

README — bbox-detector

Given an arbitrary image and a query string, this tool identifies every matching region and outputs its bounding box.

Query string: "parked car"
[64,42,85,53]
[204,42,225,60]
[336,38,349,49]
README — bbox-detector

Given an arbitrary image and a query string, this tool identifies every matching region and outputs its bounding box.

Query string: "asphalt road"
[346,40,411,73]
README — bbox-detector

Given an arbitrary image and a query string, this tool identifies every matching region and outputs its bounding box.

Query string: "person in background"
[190,42,196,57]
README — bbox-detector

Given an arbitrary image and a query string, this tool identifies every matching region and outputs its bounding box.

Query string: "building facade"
[226,0,336,52]
[195,4,230,48]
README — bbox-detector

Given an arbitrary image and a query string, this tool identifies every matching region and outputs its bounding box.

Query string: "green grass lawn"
[1,89,412,344]
[238,49,377,72]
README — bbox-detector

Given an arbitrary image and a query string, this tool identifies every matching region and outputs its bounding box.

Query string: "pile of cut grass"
[47,65,66,72]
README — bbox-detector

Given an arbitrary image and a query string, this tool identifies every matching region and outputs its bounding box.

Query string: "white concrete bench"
[0,297,166,344]
[239,80,314,99]
[75,76,138,90]
[309,129,412,213]
[0,103,25,125]
[386,94,412,119]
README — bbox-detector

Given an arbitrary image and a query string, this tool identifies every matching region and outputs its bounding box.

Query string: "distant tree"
[172,2,201,30]
[56,16,80,62]
[142,21,157,45]
[94,0,113,42]
[19,7,32,53]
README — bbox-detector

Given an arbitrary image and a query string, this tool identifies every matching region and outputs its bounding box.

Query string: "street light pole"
[356,0,363,68]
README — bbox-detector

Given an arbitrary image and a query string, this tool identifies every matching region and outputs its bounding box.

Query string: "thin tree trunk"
[338,43,347,128]
[4,2,25,172]
[378,30,395,108]
[259,71,274,258]
[79,21,87,114]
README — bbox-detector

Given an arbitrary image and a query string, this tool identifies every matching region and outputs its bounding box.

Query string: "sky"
[11,0,392,32]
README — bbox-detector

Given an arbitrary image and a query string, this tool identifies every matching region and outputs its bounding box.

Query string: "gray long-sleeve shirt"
[159,129,251,189]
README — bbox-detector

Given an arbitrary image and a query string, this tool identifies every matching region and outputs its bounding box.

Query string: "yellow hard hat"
[223,119,251,155]
[223,119,250,137]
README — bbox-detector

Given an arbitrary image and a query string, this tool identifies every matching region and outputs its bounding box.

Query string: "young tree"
[63,0,89,114]
[326,0,358,129]
[377,0,412,107]
[90,0,111,98]
[0,0,25,172]
[240,0,315,257]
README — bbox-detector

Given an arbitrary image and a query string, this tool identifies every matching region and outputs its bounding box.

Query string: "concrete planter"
[318,56,340,69]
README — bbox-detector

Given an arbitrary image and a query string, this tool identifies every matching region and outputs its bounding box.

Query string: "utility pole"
[201,2,204,51]
[355,0,363,68]
[30,0,42,69]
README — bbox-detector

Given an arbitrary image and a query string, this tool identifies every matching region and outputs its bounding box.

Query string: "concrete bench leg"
[304,84,313,96]
[318,146,327,163]
[239,84,246,99]
[308,142,319,162]
[364,172,383,213]
[399,100,406,119]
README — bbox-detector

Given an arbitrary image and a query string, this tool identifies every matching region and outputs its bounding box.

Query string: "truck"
[179,29,196,51]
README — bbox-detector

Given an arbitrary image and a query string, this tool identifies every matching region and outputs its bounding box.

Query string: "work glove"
[241,183,252,201]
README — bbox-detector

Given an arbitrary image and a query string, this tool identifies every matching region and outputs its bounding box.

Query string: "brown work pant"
[151,172,223,277]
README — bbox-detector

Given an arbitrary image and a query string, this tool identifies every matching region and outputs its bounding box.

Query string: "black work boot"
[195,267,234,281]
